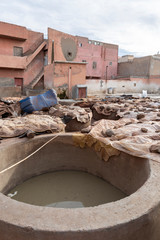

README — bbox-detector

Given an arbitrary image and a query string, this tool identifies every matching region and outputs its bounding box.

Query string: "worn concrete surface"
[0,134,160,239]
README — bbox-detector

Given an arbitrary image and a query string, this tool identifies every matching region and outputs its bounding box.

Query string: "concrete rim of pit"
[0,133,160,236]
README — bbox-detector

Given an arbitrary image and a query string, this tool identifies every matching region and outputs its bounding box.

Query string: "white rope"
[0,134,60,174]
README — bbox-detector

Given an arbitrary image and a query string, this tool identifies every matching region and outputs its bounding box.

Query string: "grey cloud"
[0,0,160,56]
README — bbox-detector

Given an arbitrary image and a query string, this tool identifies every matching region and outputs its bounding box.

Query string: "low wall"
[86,78,160,96]
[107,78,160,94]
[0,77,15,87]
[0,86,21,97]
[86,79,108,96]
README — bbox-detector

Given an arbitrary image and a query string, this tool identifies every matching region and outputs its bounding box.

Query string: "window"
[44,55,48,66]
[79,43,83,47]
[92,61,97,69]
[109,62,112,65]
[13,46,23,57]
[88,40,92,44]
[94,42,100,45]
[82,60,86,62]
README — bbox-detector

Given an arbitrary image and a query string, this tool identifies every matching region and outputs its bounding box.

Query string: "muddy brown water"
[7,171,126,208]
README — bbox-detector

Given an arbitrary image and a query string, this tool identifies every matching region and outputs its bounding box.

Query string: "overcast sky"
[0,0,160,57]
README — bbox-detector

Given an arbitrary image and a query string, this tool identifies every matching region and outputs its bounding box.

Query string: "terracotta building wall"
[48,28,78,63]
[0,68,23,79]
[45,28,86,97]
[53,62,86,87]
[0,22,43,56]
[0,38,24,56]
[0,22,120,97]
[0,21,45,93]
[53,62,86,98]
[104,45,118,79]
[75,36,118,79]
[24,51,44,86]
[24,30,44,54]
[0,68,24,88]
[44,64,54,89]
[0,21,27,40]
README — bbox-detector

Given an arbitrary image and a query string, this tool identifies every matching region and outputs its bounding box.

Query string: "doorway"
[15,78,23,92]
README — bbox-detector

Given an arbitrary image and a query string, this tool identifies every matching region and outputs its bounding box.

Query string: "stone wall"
[0,86,21,97]
[118,56,151,77]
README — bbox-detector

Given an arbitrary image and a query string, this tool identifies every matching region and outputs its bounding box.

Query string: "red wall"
[0,38,24,56]
[53,62,86,88]
[0,21,44,89]
[45,28,86,95]
[48,28,78,63]
[24,51,44,86]
[0,21,27,40]
[75,36,118,80]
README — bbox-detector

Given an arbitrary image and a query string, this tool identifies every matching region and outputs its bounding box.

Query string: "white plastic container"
[142,90,147,98]
[108,88,113,94]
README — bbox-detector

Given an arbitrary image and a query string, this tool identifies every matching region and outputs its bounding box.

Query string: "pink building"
[44,29,118,97]
[75,36,118,80]
[44,28,87,98]
[0,21,46,97]
[0,22,119,98]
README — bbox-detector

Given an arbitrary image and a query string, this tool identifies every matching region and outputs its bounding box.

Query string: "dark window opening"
[92,61,97,69]
[13,47,23,57]
[79,43,83,47]
[14,78,23,92]
[82,60,86,62]
[109,61,112,66]
[86,76,101,79]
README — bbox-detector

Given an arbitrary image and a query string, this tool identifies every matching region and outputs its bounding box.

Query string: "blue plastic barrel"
[20,89,58,113]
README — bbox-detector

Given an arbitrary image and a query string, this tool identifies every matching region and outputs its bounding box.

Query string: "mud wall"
[118,56,151,77]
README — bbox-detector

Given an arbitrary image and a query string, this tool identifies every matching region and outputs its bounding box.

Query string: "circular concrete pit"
[0,134,160,240]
